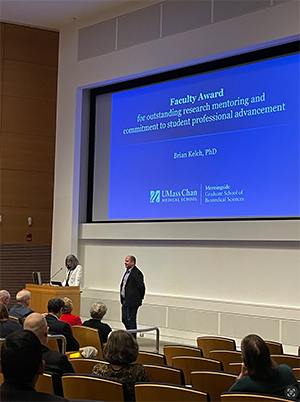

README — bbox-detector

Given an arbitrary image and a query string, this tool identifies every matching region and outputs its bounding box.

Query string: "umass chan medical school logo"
[150,190,161,203]
[150,188,198,203]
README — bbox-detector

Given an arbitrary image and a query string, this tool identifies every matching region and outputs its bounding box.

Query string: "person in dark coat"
[0,330,70,401]
[120,255,145,338]
[9,289,34,325]
[82,302,112,344]
[0,303,22,338]
[24,312,75,376]
[45,298,79,352]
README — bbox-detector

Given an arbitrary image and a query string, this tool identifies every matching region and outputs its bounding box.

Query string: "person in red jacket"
[59,297,82,327]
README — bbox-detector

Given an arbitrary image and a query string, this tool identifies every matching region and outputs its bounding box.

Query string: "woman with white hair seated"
[82,302,112,344]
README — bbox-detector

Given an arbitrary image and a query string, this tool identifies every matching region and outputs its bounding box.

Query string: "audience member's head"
[90,302,108,321]
[47,298,65,318]
[241,334,277,381]
[62,297,73,315]
[65,254,79,270]
[0,290,10,306]
[16,289,31,306]
[24,312,48,346]
[104,330,138,365]
[0,303,9,321]
[0,330,43,386]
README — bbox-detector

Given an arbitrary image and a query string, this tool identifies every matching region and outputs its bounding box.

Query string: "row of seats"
[2,360,299,402]
[2,333,299,401]
[32,373,299,402]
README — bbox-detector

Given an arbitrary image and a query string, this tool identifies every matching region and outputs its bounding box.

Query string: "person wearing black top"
[0,303,22,338]
[24,312,75,376]
[9,289,34,325]
[0,330,70,401]
[45,298,79,352]
[120,255,145,337]
[82,302,112,344]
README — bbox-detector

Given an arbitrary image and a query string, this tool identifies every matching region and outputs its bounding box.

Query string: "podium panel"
[26,284,80,315]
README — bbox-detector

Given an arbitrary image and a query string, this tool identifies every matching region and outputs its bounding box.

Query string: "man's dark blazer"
[42,344,75,375]
[120,266,145,309]
[0,382,69,401]
[9,304,34,325]
[45,314,79,352]
[82,318,111,344]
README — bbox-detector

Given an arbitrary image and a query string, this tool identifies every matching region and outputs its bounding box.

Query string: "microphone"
[50,267,63,281]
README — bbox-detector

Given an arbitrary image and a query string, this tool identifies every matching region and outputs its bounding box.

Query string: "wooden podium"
[26,284,81,315]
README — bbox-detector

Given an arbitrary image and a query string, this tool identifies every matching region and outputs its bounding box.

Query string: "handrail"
[126,326,160,353]
[47,334,67,354]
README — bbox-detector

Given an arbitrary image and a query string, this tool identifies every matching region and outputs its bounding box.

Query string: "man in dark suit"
[9,289,34,325]
[45,298,79,352]
[0,330,70,401]
[120,255,145,337]
[24,312,75,376]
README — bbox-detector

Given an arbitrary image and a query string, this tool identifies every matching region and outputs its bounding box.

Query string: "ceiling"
[0,0,130,31]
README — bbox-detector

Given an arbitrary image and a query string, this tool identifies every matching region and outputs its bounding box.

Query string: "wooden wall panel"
[3,60,58,101]
[0,132,55,172]
[0,244,51,308]
[2,96,56,136]
[0,59,4,97]
[0,23,58,284]
[1,170,54,208]
[0,206,52,244]
[4,23,59,66]
[0,24,4,95]
[0,96,2,131]
[0,23,4,60]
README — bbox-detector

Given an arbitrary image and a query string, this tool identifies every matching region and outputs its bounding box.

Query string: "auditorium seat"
[8,315,19,323]
[72,325,103,359]
[191,370,236,402]
[209,350,242,372]
[172,356,222,384]
[135,382,209,402]
[136,351,167,365]
[62,374,125,401]
[221,393,295,401]
[265,340,283,355]
[47,334,67,354]
[35,373,54,394]
[196,336,236,357]
[163,345,203,365]
[271,354,300,368]
[143,363,185,385]
[228,361,243,375]
[70,358,107,373]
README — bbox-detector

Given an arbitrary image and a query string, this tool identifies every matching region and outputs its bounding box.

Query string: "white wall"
[52,0,300,352]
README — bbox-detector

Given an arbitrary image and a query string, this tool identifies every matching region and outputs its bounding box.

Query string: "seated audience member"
[229,334,299,399]
[45,298,79,352]
[92,330,149,401]
[0,290,10,306]
[0,303,22,338]
[9,289,34,325]
[60,297,82,327]
[0,330,70,401]
[24,312,75,376]
[82,301,112,344]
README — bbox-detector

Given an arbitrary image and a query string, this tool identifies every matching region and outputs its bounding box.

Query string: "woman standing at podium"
[62,254,83,290]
